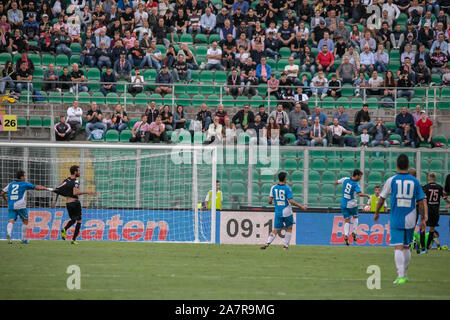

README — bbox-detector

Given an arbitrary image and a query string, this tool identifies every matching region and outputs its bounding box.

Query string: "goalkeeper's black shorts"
[66,200,82,221]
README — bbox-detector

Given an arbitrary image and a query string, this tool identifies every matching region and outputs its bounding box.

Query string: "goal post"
[0,142,218,243]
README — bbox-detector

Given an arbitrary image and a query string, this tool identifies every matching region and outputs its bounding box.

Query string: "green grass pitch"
[1,241,449,300]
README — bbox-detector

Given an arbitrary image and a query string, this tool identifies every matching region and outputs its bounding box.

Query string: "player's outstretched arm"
[288,199,307,210]
[268,196,273,205]
[34,185,55,191]
[374,197,386,222]
[357,192,370,198]
[73,188,95,196]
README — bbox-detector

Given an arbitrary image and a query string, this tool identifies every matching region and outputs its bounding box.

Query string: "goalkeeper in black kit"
[52,165,95,245]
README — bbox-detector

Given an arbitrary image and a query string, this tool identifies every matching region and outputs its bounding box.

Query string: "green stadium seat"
[214,71,227,83]
[55,54,69,67]
[277,59,290,71]
[396,97,409,109]
[430,160,444,172]
[70,43,82,54]
[180,33,193,43]
[308,184,320,195]
[321,96,336,109]
[283,133,296,145]
[311,159,326,170]
[194,34,208,43]
[206,94,219,107]
[28,116,42,127]
[235,96,249,107]
[208,34,220,43]
[47,91,62,104]
[0,52,12,64]
[135,93,148,106]
[200,86,215,95]
[192,94,206,106]
[309,171,321,182]
[291,171,303,182]
[41,54,55,66]
[367,172,383,184]
[321,184,335,196]
[42,117,52,127]
[327,158,340,170]
[341,84,354,97]
[119,129,132,142]
[176,94,191,106]
[283,159,298,170]
[105,130,120,142]
[70,55,81,65]
[222,95,235,107]
[230,170,244,181]
[336,97,350,108]
[106,92,120,105]
[366,97,379,108]
[292,184,303,195]
[230,183,245,196]
[321,171,336,182]
[29,54,41,66]
[200,70,213,83]
[342,158,355,170]
[77,92,91,105]
[91,92,105,105]
[371,159,385,171]
[279,47,291,59]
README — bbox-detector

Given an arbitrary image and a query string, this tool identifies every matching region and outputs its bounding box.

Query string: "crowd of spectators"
[53,98,438,150]
[0,0,449,98]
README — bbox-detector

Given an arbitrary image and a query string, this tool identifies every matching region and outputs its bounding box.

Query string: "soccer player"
[1,170,52,244]
[52,165,95,245]
[261,172,307,250]
[420,172,450,254]
[364,185,388,213]
[334,169,370,246]
[412,230,440,251]
[375,154,427,285]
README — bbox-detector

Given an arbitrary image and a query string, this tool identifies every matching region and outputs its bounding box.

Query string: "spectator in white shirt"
[128,69,144,94]
[374,44,389,73]
[66,100,83,140]
[284,56,301,86]
[327,117,354,147]
[205,41,224,71]
[382,0,400,21]
[200,8,216,34]
[360,45,375,75]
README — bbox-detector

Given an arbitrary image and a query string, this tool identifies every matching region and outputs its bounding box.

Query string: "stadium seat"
[321,184,335,196]
[371,159,385,171]
[283,133,296,145]
[55,54,69,67]
[277,59,290,70]
[308,184,320,195]
[292,184,303,194]
[106,92,119,105]
[321,171,336,182]
[176,94,191,106]
[192,94,206,106]
[208,34,220,43]
[367,172,383,184]
[180,33,193,43]
[194,34,207,43]
[350,97,363,109]
[28,116,42,127]
[214,71,227,83]
[309,171,321,182]
[0,52,12,64]
[321,96,336,109]
[230,183,245,196]
[47,91,62,104]
[341,158,355,170]
[222,95,235,107]
[119,130,132,142]
[134,93,148,106]
[327,158,340,170]
[311,159,326,170]
[291,171,303,182]
[91,92,105,105]
[282,159,297,170]
[105,130,119,142]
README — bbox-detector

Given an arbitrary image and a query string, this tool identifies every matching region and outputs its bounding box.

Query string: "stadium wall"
[1,209,448,247]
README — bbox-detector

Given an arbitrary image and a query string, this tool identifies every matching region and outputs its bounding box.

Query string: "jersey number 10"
[396,180,414,208]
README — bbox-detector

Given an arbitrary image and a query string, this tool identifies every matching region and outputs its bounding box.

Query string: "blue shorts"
[8,209,28,221]
[341,207,358,219]
[274,215,295,230]
[390,228,414,246]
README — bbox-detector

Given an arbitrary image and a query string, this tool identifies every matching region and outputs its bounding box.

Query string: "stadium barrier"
[1,209,448,247]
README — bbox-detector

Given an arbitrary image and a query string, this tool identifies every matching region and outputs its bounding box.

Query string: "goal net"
[0,143,217,243]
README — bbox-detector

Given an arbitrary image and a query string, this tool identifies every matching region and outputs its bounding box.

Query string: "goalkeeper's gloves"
[47,188,55,192]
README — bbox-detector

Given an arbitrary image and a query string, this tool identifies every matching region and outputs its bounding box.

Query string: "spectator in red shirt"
[415,110,435,148]
[316,44,335,73]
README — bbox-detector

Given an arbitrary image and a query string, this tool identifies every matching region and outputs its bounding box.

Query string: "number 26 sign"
[0,115,17,131]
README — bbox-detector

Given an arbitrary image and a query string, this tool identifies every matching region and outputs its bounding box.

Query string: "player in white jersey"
[375,154,427,285]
